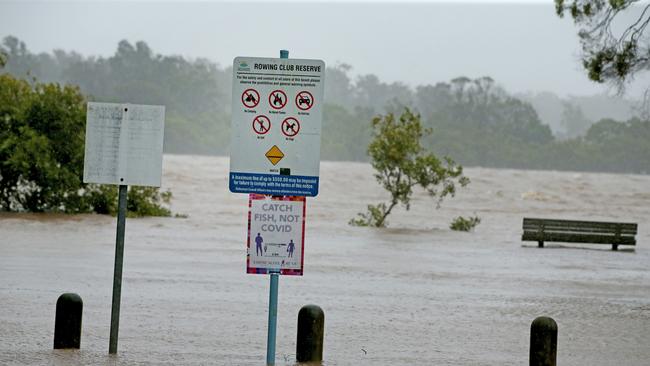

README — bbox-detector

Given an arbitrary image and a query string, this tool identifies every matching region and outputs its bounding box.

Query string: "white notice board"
[83,102,165,187]
[229,56,325,197]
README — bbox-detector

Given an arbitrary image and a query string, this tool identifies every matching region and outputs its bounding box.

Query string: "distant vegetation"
[1,35,649,174]
[0,72,172,216]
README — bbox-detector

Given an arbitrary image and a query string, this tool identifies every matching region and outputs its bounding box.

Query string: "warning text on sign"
[230,173,318,196]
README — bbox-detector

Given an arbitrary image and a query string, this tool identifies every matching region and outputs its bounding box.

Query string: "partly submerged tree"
[349,109,469,228]
[0,73,172,216]
[555,0,650,89]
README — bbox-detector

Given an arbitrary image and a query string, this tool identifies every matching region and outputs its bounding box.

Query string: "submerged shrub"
[450,215,481,232]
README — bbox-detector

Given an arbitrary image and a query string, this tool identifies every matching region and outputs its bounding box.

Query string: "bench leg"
[538,241,544,248]
[612,244,618,251]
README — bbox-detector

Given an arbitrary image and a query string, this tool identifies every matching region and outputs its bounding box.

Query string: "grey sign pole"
[109,184,128,354]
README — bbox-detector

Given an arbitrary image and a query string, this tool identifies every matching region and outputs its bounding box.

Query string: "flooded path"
[1,155,649,365]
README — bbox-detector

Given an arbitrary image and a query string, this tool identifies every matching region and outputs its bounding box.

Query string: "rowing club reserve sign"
[229,56,325,197]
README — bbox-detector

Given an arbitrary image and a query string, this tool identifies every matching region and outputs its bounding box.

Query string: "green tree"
[350,109,469,228]
[555,0,650,88]
[0,73,172,215]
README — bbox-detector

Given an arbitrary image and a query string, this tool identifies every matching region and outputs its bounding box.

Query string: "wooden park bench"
[522,218,637,250]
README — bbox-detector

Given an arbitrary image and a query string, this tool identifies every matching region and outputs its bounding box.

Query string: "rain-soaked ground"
[1,155,649,365]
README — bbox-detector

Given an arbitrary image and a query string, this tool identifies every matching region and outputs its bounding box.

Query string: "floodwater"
[1,155,649,366]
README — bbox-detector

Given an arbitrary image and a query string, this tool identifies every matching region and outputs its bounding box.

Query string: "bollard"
[53,293,83,349]
[530,316,557,366]
[296,304,324,363]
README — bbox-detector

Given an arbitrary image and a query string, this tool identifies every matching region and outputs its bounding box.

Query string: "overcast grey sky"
[1,0,647,97]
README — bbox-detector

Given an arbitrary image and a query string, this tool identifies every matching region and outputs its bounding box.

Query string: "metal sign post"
[247,193,306,365]
[83,102,165,355]
[231,47,320,364]
[265,48,289,366]
[109,184,128,354]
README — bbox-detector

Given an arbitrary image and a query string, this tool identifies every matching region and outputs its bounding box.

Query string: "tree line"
[1,36,648,174]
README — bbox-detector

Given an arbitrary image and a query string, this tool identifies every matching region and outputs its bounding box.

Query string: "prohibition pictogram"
[295,91,314,111]
[282,117,300,137]
[242,89,260,108]
[252,115,271,135]
[269,90,288,110]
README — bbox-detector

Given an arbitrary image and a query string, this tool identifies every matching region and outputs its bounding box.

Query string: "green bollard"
[53,293,83,349]
[296,304,324,363]
[530,316,557,366]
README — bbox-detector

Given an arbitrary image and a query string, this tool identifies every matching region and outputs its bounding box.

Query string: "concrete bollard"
[53,293,83,349]
[530,316,557,366]
[296,304,324,363]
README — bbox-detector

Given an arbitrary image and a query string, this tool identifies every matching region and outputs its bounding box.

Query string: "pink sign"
[247,194,305,276]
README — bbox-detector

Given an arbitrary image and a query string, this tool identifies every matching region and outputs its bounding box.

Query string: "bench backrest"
[523,218,637,236]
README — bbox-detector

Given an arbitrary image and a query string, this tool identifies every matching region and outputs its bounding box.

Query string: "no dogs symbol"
[295,91,314,111]
[269,90,288,110]
[252,115,271,135]
[282,117,300,137]
[242,89,260,108]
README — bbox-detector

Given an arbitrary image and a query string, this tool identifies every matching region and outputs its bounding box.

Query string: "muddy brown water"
[1,155,649,365]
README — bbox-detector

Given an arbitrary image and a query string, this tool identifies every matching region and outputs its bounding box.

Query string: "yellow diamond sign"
[265,145,284,165]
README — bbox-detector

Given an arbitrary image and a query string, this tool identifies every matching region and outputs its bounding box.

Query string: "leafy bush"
[0,73,172,216]
[450,215,481,232]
